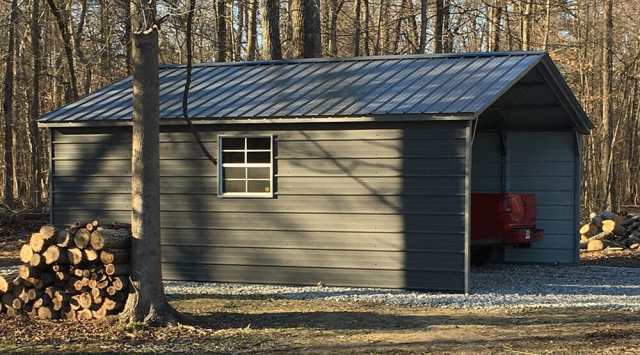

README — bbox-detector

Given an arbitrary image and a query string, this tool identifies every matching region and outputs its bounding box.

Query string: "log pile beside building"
[0,222,131,320]
[579,212,640,252]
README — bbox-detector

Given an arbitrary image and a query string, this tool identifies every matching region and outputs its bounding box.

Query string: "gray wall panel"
[159,229,464,251]
[504,131,578,264]
[471,132,501,192]
[54,193,466,214]
[51,121,469,291]
[471,130,578,265]
[162,264,464,290]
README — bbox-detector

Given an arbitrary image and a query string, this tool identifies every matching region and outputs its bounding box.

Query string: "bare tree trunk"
[226,0,234,60]
[261,0,271,58]
[392,0,404,53]
[521,0,532,51]
[264,0,282,59]
[542,0,551,50]
[247,0,258,60]
[235,0,244,59]
[123,0,132,74]
[363,0,371,55]
[328,0,343,56]
[2,0,18,208]
[418,0,427,53]
[100,0,113,84]
[353,0,361,56]
[433,0,443,53]
[217,0,227,61]
[122,0,177,326]
[46,0,79,100]
[442,0,451,52]
[406,0,419,52]
[489,0,503,51]
[292,0,322,57]
[505,4,513,50]
[375,0,385,54]
[74,0,91,95]
[602,0,615,209]
[29,0,42,207]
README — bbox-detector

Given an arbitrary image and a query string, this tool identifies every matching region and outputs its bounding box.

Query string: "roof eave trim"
[37,113,476,128]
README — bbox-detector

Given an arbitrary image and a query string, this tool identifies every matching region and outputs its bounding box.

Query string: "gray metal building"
[38,52,592,293]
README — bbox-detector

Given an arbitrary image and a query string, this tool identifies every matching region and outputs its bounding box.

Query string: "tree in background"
[292,0,322,57]
[1,0,18,209]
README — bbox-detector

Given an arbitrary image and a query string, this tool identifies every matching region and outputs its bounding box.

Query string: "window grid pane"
[220,136,272,195]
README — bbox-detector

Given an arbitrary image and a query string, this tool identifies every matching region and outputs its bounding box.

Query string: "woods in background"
[0,0,638,217]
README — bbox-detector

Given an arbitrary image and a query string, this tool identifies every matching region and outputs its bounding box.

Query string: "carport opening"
[468,63,582,288]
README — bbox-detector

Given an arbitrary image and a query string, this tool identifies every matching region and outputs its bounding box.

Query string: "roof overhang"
[475,54,592,135]
[36,52,592,134]
[37,113,476,128]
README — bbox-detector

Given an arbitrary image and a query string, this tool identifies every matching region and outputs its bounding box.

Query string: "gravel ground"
[4,263,638,311]
[165,264,640,311]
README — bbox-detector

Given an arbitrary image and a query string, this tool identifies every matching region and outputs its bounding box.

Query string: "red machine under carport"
[470,193,544,264]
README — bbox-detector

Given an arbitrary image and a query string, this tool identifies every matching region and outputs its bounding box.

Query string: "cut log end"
[43,245,62,265]
[74,229,92,249]
[39,225,57,239]
[19,244,34,264]
[587,239,605,251]
[0,275,10,293]
[29,233,46,253]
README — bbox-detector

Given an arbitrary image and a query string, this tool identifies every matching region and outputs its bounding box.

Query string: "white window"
[218,136,273,197]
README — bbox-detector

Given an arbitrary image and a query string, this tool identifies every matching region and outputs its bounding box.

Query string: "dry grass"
[1,295,640,353]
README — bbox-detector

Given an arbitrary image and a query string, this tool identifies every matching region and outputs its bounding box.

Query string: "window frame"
[217,134,274,198]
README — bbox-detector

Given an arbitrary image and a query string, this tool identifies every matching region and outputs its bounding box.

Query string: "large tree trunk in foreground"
[121,8,176,325]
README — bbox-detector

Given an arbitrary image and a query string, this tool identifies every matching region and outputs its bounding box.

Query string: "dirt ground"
[1,297,640,354]
[2,221,640,353]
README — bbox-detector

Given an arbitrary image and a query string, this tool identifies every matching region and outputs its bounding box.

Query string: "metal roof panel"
[39,52,589,128]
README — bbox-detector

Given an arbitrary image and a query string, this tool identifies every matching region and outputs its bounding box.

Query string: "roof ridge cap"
[159,51,547,69]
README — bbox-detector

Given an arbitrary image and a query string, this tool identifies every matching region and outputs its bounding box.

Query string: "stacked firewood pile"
[579,212,640,252]
[0,221,131,320]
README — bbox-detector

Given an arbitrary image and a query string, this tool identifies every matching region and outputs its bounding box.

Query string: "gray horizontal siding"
[53,176,465,196]
[51,121,468,290]
[53,210,465,233]
[162,264,462,290]
[162,247,463,270]
[54,194,466,214]
[52,158,465,177]
[471,130,578,264]
[471,132,501,192]
[504,131,578,263]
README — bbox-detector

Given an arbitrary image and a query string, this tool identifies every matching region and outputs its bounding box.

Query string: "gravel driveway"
[165,264,640,310]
